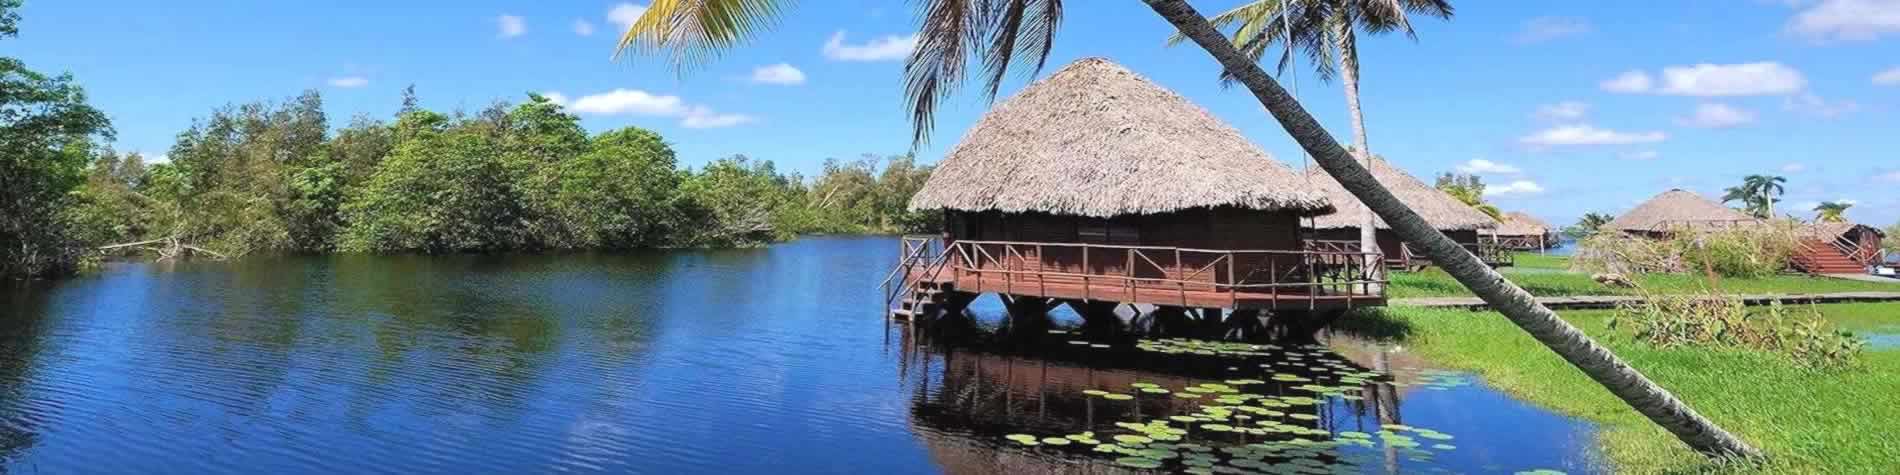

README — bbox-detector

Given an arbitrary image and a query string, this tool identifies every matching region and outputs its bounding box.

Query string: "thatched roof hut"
[1301,158,1497,231]
[1604,189,1755,234]
[908,57,1331,217]
[1489,211,1553,237]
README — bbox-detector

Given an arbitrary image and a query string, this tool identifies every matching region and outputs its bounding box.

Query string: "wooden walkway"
[1393,291,1900,311]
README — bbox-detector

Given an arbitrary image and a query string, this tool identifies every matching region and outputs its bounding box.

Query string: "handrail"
[946,240,1386,297]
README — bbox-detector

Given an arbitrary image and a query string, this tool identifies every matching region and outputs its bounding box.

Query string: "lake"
[0,236,1602,474]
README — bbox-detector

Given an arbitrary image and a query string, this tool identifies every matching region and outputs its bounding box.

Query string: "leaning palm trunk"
[1144,0,1762,460]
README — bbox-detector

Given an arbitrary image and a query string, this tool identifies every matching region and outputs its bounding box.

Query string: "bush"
[1608,288,1864,370]
[1572,222,1798,278]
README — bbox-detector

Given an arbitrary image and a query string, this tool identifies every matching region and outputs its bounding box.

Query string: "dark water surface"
[0,236,1600,474]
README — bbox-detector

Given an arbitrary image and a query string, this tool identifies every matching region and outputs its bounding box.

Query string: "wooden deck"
[884,237,1387,314]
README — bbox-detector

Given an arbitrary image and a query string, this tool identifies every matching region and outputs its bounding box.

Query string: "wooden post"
[1082,244,1090,302]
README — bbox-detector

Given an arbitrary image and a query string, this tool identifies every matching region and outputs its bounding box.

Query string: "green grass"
[1388,253,1896,299]
[1338,303,1900,473]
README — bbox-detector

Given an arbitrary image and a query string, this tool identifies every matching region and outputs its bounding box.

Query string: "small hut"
[891,58,1384,326]
[1604,189,1757,238]
[1793,221,1886,273]
[1484,211,1558,252]
[1301,158,1503,270]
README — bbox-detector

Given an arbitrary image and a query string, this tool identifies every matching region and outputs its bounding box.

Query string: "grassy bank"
[1389,253,1896,299]
[1340,303,1900,473]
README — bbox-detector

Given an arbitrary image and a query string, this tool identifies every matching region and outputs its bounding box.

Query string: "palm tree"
[1740,175,1785,219]
[613,0,1761,459]
[1440,183,1502,221]
[1173,0,1452,277]
[1813,201,1851,223]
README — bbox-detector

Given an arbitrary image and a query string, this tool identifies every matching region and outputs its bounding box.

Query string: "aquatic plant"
[1609,291,1864,369]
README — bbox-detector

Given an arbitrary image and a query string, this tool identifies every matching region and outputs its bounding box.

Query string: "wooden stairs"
[891,284,945,321]
[1793,239,1867,274]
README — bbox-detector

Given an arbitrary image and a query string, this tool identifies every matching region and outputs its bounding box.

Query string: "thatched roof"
[1805,221,1885,240]
[1604,189,1756,232]
[907,58,1332,218]
[1302,158,1498,231]
[1489,211,1553,237]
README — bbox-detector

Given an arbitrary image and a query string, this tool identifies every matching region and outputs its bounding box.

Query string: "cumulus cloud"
[749,63,806,85]
[1602,63,1806,96]
[608,3,647,28]
[573,19,596,36]
[1533,101,1589,121]
[1787,0,1900,41]
[328,76,369,88]
[1599,70,1653,93]
[498,14,526,38]
[544,88,754,128]
[1456,159,1522,175]
[1622,150,1661,161]
[1486,180,1547,196]
[822,31,917,61]
[1782,162,1809,173]
[1872,66,1900,85]
[1516,16,1593,44]
[1674,103,1757,128]
[1520,125,1667,146]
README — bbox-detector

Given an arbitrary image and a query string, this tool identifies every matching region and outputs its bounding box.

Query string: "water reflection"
[898,318,1605,474]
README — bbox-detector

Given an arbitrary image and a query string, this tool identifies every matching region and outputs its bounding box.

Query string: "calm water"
[0,236,1601,474]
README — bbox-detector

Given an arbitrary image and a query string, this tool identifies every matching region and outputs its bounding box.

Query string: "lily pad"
[1115,457,1164,469]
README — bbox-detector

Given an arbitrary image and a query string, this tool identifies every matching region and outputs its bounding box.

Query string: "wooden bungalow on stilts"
[1300,159,1506,271]
[881,58,1385,339]
[1483,211,1558,253]
[1602,189,1759,238]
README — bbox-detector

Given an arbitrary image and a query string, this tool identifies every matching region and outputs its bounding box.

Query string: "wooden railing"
[1799,232,1881,269]
[942,239,1386,305]
[880,235,946,306]
[1482,234,1550,252]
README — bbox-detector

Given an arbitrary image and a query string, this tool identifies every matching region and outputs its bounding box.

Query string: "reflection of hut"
[1794,222,1886,273]
[1603,189,1757,238]
[1301,158,1504,270]
[894,58,1383,320]
[1483,212,1558,252]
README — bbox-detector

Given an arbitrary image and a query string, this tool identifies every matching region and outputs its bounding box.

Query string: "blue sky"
[8,0,1899,227]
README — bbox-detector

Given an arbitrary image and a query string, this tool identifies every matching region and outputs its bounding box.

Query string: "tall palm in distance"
[1743,174,1786,219]
[613,0,1761,460]
[1171,0,1453,279]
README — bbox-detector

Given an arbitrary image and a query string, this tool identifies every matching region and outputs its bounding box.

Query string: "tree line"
[5,25,937,280]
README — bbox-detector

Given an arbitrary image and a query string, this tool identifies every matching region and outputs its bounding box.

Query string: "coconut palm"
[1813,201,1851,223]
[613,0,1760,459]
[1731,174,1786,219]
[1440,183,1502,221]
[1170,0,1452,275]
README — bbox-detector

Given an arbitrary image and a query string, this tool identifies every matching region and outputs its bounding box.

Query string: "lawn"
[1337,303,1900,473]
[1387,253,1897,299]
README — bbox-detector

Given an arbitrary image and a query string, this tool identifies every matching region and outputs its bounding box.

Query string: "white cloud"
[1516,16,1593,44]
[749,63,807,85]
[1533,101,1590,121]
[328,76,369,88]
[1872,66,1900,85]
[1784,92,1861,118]
[1656,62,1806,96]
[1602,63,1807,96]
[573,19,596,36]
[545,88,754,128]
[1486,180,1547,196]
[681,106,756,128]
[1782,162,1809,173]
[1520,124,1667,146]
[1599,70,1653,93]
[1787,0,1900,41]
[498,15,526,38]
[822,31,917,61]
[1456,159,1522,175]
[608,3,647,28]
[1622,150,1661,161]
[1674,103,1757,128]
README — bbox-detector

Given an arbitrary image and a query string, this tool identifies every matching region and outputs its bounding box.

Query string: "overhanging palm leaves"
[1813,201,1851,223]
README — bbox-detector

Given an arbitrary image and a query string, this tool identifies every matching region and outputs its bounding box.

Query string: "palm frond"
[613,0,789,72]
[906,0,1064,147]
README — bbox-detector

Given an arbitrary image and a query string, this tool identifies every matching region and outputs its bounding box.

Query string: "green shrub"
[1608,288,1864,370]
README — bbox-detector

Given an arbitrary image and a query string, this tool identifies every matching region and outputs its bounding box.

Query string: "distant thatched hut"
[1484,211,1557,252]
[893,58,1383,322]
[1604,189,1757,238]
[1301,158,1502,269]
[1794,221,1886,273]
